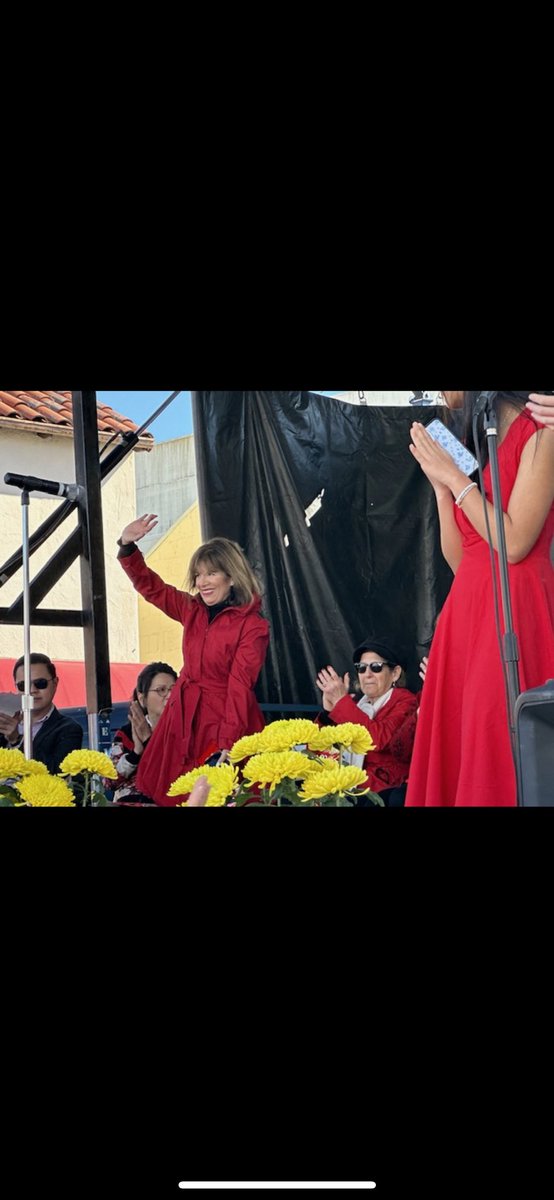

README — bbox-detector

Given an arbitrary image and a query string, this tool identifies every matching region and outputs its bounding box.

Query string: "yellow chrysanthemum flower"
[297,764,369,802]
[242,750,323,790]
[348,730,375,755]
[0,747,29,777]
[262,718,321,745]
[254,721,321,753]
[327,723,375,754]
[18,758,49,776]
[59,750,118,779]
[228,733,267,763]
[306,727,343,751]
[15,775,76,807]
[167,764,238,806]
[230,720,324,761]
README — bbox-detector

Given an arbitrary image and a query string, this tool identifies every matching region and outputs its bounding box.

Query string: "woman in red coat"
[315,636,419,802]
[117,515,270,805]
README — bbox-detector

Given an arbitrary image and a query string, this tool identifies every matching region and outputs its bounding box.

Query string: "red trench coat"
[119,549,270,805]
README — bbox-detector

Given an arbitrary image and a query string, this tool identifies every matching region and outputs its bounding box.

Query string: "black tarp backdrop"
[192,392,455,702]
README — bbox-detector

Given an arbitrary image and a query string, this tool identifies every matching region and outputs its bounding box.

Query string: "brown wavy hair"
[187,537,262,606]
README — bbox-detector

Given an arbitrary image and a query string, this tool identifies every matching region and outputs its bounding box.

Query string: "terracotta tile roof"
[0,391,153,447]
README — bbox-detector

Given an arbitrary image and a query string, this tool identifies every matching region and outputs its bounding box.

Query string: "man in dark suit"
[0,652,82,774]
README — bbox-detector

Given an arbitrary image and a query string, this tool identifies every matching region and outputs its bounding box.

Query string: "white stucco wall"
[0,429,142,662]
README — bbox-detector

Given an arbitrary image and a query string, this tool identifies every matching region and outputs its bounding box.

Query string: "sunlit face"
[14,663,57,718]
[356,651,401,702]
[195,560,232,606]
[138,672,176,721]
[440,391,464,410]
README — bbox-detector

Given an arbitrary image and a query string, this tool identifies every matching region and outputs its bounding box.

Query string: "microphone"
[4,473,84,501]
[474,391,498,417]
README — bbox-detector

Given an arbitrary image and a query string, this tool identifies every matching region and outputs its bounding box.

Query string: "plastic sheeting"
[192,392,454,703]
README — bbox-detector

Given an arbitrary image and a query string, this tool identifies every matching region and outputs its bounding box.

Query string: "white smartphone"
[425,418,479,476]
[0,692,22,717]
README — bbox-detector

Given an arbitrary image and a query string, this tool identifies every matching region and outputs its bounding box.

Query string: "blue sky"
[97,391,193,442]
[97,391,343,443]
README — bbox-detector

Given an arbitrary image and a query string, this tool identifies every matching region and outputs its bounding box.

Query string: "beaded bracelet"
[455,482,478,508]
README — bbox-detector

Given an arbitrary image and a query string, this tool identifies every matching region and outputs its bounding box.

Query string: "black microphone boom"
[4,473,83,501]
[474,391,498,417]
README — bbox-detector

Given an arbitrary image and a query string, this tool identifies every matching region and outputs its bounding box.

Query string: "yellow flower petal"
[15,775,76,806]
[59,750,118,779]
[167,764,238,804]
[298,764,369,801]
[242,750,320,790]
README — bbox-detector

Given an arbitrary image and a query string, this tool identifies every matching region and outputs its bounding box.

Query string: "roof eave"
[0,417,154,451]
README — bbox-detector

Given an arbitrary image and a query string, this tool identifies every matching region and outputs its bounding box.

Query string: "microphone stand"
[5,475,84,759]
[480,394,522,794]
[20,489,34,758]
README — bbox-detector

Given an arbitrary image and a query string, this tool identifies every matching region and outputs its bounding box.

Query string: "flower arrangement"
[59,749,118,806]
[1,721,384,808]
[168,719,384,807]
[0,747,117,807]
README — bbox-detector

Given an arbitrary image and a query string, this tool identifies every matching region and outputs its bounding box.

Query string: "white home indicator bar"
[178,1186,376,1191]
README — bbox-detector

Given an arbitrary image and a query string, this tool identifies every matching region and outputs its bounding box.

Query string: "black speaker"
[515,681,554,806]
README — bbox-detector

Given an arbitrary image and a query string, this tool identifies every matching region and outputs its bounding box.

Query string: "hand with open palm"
[120,513,159,545]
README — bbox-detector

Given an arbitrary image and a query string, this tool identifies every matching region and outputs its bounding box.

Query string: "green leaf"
[272,778,302,805]
[91,790,110,807]
[0,784,20,803]
[364,791,385,807]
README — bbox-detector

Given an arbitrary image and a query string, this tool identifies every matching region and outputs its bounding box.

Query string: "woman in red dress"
[117,515,270,805]
[406,391,554,807]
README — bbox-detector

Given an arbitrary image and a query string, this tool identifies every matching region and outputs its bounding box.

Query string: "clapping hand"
[0,711,21,742]
[129,700,151,753]
[315,666,350,712]
[409,423,463,493]
[119,513,159,545]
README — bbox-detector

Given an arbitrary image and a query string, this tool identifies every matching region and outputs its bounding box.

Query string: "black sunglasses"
[354,661,395,674]
[16,677,52,691]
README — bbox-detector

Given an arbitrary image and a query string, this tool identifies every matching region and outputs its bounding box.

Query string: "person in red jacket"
[117,515,270,806]
[315,636,419,802]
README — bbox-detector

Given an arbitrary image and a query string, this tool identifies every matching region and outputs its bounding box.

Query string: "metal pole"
[483,402,521,789]
[87,712,99,752]
[21,490,34,757]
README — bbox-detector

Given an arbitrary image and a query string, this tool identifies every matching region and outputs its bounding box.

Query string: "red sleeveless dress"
[406,412,554,806]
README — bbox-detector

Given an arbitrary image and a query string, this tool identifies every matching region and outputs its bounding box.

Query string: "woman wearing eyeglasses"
[316,638,419,803]
[108,661,178,805]
[406,390,554,806]
[117,518,270,805]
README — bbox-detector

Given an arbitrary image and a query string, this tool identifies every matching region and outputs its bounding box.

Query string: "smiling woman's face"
[194,560,232,606]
